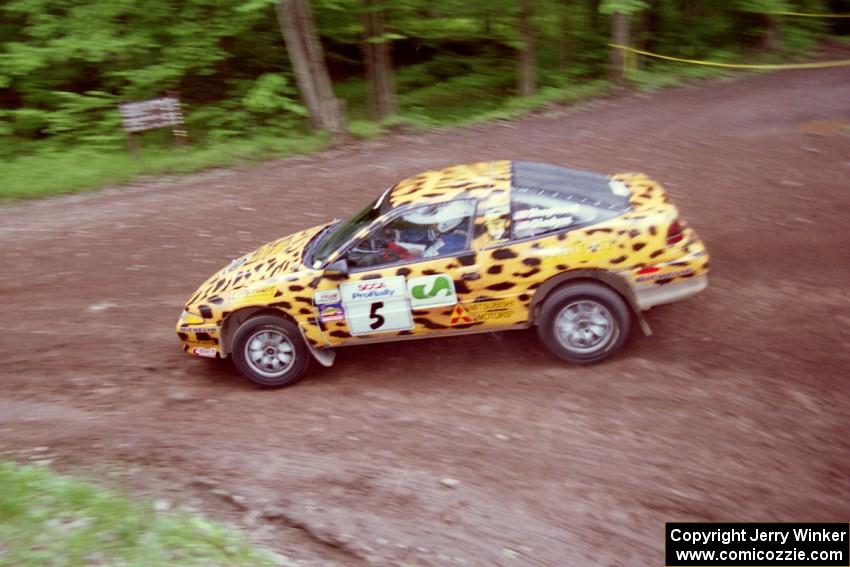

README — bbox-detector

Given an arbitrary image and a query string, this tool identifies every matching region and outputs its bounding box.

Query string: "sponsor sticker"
[514,216,574,234]
[449,304,475,325]
[182,326,217,334]
[534,241,615,257]
[318,303,345,322]
[231,285,276,301]
[609,179,630,197]
[483,204,510,240]
[314,289,341,305]
[636,267,694,283]
[408,274,457,308]
[466,299,515,322]
[224,256,248,273]
[514,206,580,220]
[191,346,217,358]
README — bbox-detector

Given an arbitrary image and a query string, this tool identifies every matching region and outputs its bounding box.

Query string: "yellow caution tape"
[608,44,850,69]
[770,11,850,18]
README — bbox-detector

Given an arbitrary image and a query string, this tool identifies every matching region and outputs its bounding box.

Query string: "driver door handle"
[460,270,480,281]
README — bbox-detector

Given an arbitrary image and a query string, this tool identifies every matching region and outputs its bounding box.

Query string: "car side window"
[511,187,617,240]
[346,200,475,270]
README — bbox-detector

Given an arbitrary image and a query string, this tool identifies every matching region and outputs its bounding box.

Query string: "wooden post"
[166,91,188,146]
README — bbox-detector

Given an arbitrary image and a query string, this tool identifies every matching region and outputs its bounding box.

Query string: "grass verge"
[1,133,329,201]
[0,461,288,566]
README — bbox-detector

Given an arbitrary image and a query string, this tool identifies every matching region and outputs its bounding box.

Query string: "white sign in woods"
[119,97,184,133]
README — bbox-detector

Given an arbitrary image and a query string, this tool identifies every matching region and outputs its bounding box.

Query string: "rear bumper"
[635,273,708,310]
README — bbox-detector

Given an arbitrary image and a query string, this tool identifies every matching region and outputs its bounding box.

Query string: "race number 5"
[369,302,386,330]
[339,277,413,335]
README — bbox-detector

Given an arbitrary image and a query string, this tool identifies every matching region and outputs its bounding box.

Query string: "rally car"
[177,161,709,387]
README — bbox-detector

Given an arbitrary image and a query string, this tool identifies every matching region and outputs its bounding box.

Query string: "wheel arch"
[219,307,299,358]
[529,269,652,336]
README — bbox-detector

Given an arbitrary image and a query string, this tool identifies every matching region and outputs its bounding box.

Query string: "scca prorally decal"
[340,276,413,335]
[348,281,397,301]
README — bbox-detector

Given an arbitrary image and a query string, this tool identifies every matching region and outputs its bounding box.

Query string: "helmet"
[403,201,472,233]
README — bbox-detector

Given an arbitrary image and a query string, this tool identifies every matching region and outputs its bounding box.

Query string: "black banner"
[666,523,849,566]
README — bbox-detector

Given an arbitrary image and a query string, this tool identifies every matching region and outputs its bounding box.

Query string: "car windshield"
[311,197,383,265]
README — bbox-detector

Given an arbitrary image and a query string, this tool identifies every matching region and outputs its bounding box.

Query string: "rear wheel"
[537,282,630,364]
[231,315,309,388]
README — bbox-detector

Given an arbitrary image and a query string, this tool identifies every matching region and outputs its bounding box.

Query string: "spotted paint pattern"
[177,163,709,358]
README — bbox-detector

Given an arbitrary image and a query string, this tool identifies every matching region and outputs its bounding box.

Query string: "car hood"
[184,223,328,311]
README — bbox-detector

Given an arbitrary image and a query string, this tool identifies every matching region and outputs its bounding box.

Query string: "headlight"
[180,309,205,324]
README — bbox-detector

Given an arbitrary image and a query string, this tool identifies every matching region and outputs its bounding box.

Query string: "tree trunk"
[609,11,630,81]
[588,0,601,35]
[761,14,779,51]
[517,0,536,97]
[558,1,568,73]
[361,0,397,120]
[275,0,345,134]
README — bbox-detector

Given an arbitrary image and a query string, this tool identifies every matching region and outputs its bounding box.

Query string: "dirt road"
[1,66,849,566]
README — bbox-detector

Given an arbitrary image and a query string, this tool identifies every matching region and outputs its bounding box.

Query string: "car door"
[311,200,484,346]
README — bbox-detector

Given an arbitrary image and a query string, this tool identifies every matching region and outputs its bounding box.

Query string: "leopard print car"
[177,161,709,387]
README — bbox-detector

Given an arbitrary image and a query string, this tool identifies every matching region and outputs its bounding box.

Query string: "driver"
[372,201,473,264]
[418,201,471,258]
[422,211,467,257]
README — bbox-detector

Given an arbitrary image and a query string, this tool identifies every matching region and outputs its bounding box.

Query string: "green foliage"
[347,119,386,138]
[736,0,792,12]
[0,461,287,566]
[0,0,840,198]
[600,0,649,16]
[243,74,306,117]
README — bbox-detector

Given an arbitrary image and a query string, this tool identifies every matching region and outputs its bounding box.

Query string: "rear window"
[510,162,630,240]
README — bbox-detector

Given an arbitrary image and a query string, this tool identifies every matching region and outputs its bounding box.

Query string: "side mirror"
[325,258,349,276]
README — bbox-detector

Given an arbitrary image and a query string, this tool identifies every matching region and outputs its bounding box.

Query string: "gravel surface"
[1,65,849,566]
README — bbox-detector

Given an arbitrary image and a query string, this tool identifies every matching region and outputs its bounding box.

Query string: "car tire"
[537,282,631,364]
[231,315,309,388]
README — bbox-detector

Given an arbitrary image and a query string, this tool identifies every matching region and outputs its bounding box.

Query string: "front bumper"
[176,310,221,358]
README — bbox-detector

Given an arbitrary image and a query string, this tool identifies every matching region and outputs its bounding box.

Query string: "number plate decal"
[340,277,413,335]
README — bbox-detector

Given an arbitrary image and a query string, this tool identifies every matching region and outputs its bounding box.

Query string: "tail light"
[666,218,684,245]
[637,266,661,275]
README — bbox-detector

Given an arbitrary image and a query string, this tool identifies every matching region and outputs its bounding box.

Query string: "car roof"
[386,160,629,210]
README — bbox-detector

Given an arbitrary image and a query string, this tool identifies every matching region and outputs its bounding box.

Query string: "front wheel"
[537,282,631,364]
[231,315,309,388]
